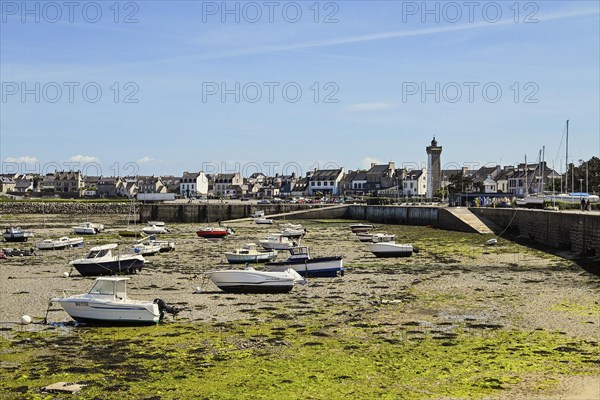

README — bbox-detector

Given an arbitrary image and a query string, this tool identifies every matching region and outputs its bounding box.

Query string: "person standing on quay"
[581,198,586,211]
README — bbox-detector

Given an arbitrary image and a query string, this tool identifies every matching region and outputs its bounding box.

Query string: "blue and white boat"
[266,246,343,278]
[69,244,145,276]
[3,227,34,242]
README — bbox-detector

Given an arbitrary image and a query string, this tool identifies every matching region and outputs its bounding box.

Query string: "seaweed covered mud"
[1,214,598,399]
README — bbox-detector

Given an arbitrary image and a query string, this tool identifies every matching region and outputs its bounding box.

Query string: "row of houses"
[0,161,558,199]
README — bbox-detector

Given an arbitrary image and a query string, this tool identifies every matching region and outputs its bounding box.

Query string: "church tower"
[426,137,442,198]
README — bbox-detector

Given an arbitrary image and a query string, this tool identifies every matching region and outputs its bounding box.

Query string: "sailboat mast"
[524,154,528,196]
[541,146,545,192]
[565,120,569,194]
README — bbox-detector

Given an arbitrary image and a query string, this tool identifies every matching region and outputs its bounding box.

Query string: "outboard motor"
[154,298,179,321]
[412,246,420,254]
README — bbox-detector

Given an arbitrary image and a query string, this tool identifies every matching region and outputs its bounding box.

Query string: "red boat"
[196,227,233,239]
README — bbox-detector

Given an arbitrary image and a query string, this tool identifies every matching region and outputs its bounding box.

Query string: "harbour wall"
[470,208,600,255]
[139,204,342,223]
[0,201,136,215]
[3,201,597,255]
[345,205,480,233]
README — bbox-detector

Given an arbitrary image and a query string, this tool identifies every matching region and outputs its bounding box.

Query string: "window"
[330,181,334,186]
[317,182,321,186]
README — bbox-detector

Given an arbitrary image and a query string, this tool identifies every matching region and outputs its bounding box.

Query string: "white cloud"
[69,155,100,163]
[361,157,381,169]
[137,157,154,164]
[4,156,38,163]
[344,102,393,112]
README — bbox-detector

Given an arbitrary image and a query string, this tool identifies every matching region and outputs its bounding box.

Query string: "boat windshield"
[89,280,115,295]
[115,280,127,299]
[87,249,109,259]
[289,247,309,257]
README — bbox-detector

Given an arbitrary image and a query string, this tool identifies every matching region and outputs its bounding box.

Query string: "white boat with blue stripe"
[50,277,178,325]
[266,246,344,278]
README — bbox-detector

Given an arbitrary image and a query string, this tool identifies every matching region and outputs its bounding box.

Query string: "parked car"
[257,200,271,204]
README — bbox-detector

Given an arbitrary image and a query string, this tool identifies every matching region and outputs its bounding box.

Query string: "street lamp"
[579,179,583,194]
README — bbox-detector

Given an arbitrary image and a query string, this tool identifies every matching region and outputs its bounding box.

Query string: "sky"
[1,0,599,177]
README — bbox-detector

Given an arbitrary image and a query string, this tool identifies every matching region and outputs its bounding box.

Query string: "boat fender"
[412,246,420,254]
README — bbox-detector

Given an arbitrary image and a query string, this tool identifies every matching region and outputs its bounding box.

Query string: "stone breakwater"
[0,202,136,215]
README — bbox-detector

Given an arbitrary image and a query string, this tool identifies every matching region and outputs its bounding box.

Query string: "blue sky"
[1,0,599,177]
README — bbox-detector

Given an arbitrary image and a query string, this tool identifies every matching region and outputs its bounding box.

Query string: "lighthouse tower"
[426,137,442,198]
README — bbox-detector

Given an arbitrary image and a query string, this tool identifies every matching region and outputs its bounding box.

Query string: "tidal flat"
[1,214,599,399]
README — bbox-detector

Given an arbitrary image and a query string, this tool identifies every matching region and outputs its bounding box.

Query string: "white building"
[307,168,345,196]
[180,171,208,197]
[403,169,427,196]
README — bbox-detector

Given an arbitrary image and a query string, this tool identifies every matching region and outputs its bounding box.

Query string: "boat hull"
[55,299,160,325]
[37,237,84,250]
[208,270,296,293]
[369,243,414,258]
[225,253,278,264]
[2,234,31,242]
[71,257,145,276]
[267,256,344,278]
[73,228,97,235]
[196,229,230,239]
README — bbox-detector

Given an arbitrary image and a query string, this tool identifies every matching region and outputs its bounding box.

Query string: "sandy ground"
[1,214,599,399]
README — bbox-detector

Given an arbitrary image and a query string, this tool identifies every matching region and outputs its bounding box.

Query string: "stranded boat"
[50,277,178,325]
[69,244,145,276]
[207,266,306,293]
[266,246,344,278]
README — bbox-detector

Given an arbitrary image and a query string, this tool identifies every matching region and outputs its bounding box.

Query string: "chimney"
[371,162,376,169]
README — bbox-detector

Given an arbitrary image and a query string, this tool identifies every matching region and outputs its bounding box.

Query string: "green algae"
[1,320,597,400]
[552,301,600,317]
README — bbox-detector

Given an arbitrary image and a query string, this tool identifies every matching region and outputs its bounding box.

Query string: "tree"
[445,173,474,195]
[574,157,600,194]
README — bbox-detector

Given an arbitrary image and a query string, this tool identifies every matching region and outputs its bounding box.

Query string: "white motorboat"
[73,222,104,235]
[3,227,35,242]
[255,218,274,225]
[145,235,175,252]
[266,246,344,278]
[259,234,297,250]
[224,243,278,264]
[147,221,165,227]
[36,236,84,250]
[129,242,162,256]
[50,277,178,325]
[69,243,145,276]
[142,225,170,235]
[207,266,306,293]
[356,233,395,243]
[280,227,306,239]
[349,223,374,233]
[368,241,419,258]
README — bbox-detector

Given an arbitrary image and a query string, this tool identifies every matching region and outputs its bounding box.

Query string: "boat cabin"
[89,277,129,299]
[86,244,118,259]
[288,246,310,259]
